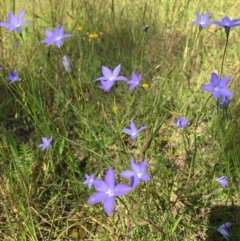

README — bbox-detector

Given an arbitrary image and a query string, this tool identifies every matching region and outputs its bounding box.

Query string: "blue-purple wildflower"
[83,174,95,188]
[217,222,232,241]
[38,136,53,150]
[192,12,212,30]
[127,73,142,90]
[0,9,31,34]
[176,117,189,128]
[41,26,72,48]
[202,73,233,100]
[95,64,128,91]
[87,168,131,216]
[7,72,20,84]
[122,120,146,141]
[120,158,150,188]
[213,16,240,34]
[217,96,232,109]
[216,176,228,189]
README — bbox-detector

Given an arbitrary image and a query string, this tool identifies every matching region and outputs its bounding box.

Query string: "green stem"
[189,95,211,179]
[220,33,229,78]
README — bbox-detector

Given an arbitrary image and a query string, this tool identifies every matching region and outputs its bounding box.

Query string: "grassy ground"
[1,0,240,240]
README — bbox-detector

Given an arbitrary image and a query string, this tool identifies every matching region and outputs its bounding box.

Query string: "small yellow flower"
[112,105,118,113]
[89,33,99,39]
[176,27,181,32]
[77,26,82,31]
[142,83,149,89]
[27,7,31,12]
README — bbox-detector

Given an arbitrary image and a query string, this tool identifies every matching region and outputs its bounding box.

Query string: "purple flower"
[83,174,95,188]
[216,176,228,189]
[62,55,72,72]
[122,120,146,141]
[213,16,240,34]
[176,117,189,128]
[192,12,212,29]
[7,72,20,84]
[202,73,233,100]
[87,168,131,216]
[41,26,72,48]
[120,158,150,188]
[217,96,232,109]
[0,9,31,34]
[217,222,232,241]
[38,136,53,150]
[95,64,128,91]
[98,79,115,92]
[127,73,142,90]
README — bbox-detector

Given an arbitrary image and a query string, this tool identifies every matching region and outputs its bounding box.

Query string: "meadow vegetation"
[1,0,240,240]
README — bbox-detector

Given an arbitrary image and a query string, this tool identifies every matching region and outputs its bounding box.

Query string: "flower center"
[214,86,220,91]
[137,172,142,178]
[106,188,114,197]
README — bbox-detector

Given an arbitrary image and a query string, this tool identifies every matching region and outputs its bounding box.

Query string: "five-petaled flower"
[83,174,95,188]
[217,96,232,109]
[95,64,128,92]
[217,222,232,241]
[176,117,189,128]
[87,168,132,216]
[192,12,212,30]
[127,73,142,90]
[7,72,20,84]
[0,9,31,34]
[202,73,233,100]
[213,16,240,34]
[120,158,150,188]
[41,26,72,48]
[122,120,146,141]
[216,176,228,189]
[38,136,53,150]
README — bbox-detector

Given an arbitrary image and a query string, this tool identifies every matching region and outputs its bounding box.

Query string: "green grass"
[1,0,240,240]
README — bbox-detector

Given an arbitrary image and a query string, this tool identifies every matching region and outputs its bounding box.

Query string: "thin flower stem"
[220,34,229,78]
[140,31,147,73]
[189,95,211,179]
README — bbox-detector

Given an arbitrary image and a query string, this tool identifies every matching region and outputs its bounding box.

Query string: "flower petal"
[122,128,133,135]
[131,159,141,174]
[218,76,231,88]
[88,192,107,204]
[114,184,132,196]
[101,66,112,78]
[93,180,108,192]
[220,88,233,98]
[112,64,121,78]
[105,168,115,190]
[202,84,214,92]
[103,196,115,216]
[140,159,147,173]
[120,170,135,178]
[141,173,151,182]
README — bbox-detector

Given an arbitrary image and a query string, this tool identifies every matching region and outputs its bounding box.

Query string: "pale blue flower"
[41,26,72,48]
[7,72,20,84]
[38,136,53,150]
[83,174,95,188]
[87,168,131,216]
[120,158,150,188]
[217,222,232,241]
[0,9,31,34]
[122,120,146,141]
